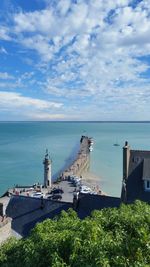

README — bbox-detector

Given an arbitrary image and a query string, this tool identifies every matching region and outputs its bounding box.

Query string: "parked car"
[26,187,34,192]
[51,188,64,194]
[51,194,62,200]
[71,176,81,186]
[47,195,53,199]
[32,192,43,198]
[79,185,92,194]
[80,188,91,194]
[90,191,97,195]
[74,181,81,187]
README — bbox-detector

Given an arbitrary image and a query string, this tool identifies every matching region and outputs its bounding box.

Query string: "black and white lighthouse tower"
[43,149,51,188]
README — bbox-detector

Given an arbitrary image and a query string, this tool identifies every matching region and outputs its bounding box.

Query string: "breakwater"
[60,136,92,179]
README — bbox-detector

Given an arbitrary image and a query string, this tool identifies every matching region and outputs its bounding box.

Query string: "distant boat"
[113,142,120,147]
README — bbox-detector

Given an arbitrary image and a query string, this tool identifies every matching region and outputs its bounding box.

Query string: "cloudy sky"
[0,0,150,121]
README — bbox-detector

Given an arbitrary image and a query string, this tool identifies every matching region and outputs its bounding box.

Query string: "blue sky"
[0,0,150,121]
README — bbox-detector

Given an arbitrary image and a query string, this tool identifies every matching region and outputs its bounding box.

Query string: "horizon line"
[0,120,150,123]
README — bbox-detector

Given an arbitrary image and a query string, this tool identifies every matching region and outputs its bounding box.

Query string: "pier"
[60,136,91,179]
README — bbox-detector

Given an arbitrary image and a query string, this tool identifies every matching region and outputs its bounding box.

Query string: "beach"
[81,171,107,195]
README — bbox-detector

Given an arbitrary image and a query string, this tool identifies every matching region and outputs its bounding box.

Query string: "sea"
[0,121,150,197]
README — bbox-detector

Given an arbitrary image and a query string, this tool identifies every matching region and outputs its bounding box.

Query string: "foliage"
[0,201,150,267]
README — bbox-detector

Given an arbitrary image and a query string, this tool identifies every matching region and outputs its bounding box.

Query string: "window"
[132,157,141,163]
[144,180,150,191]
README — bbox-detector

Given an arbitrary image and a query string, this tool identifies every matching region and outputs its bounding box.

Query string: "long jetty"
[60,136,91,179]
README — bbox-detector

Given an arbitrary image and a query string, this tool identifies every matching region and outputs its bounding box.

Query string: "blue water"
[0,122,150,197]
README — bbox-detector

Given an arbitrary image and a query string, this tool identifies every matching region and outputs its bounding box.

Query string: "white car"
[74,178,81,184]
[80,186,92,194]
[32,192,44,198]
[80,188,92,194]
[26,187,34,192]
[90,191,97,195]
[80,185,90,190]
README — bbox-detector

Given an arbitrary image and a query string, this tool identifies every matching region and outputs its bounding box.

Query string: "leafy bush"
[0,201,150,267]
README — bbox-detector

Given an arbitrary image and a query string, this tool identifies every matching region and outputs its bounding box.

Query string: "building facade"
[121,141,150,204]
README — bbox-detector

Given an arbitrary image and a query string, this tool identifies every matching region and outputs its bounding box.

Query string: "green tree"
[0,201,150,267]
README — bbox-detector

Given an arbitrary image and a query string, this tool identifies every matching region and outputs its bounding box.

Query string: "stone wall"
[0,218,12,245]
[77,193,121,218]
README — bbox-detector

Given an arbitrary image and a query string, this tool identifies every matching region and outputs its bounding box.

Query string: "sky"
[0,0,150,121]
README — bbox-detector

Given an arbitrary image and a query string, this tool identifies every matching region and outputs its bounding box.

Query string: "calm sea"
[0,122,150,197]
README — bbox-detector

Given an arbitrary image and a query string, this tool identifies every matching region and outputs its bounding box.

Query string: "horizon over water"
[0,121,150,197]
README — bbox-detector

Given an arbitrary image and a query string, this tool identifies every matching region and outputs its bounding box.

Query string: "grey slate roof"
[6,195,72,237]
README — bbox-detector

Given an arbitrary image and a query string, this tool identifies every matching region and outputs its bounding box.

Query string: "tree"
[0,201,150,267]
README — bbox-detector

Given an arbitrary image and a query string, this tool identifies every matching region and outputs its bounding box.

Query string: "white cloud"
[11,0,150,64]
[14,9,54,34]
[26,112,66,120]
[0,91,80,120]
[0,46,8,54]
[0,26,11,41]
[20,72,35,80]
[1,0,150,120]
[57,0,71,16]
[21,35,53,61]
[0,91,63,110]
[0,72,14,79]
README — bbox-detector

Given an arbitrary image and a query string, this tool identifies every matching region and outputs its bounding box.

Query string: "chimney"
[123,141,130,180]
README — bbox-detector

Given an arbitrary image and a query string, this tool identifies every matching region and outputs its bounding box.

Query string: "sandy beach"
[81,171,107,195]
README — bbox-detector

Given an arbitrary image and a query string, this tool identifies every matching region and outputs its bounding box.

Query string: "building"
[121,141,150,204]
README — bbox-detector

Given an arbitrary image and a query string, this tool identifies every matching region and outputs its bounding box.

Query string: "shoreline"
[81,171,107,196]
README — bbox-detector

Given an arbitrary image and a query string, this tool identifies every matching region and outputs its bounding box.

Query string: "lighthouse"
[43,149,52,188]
